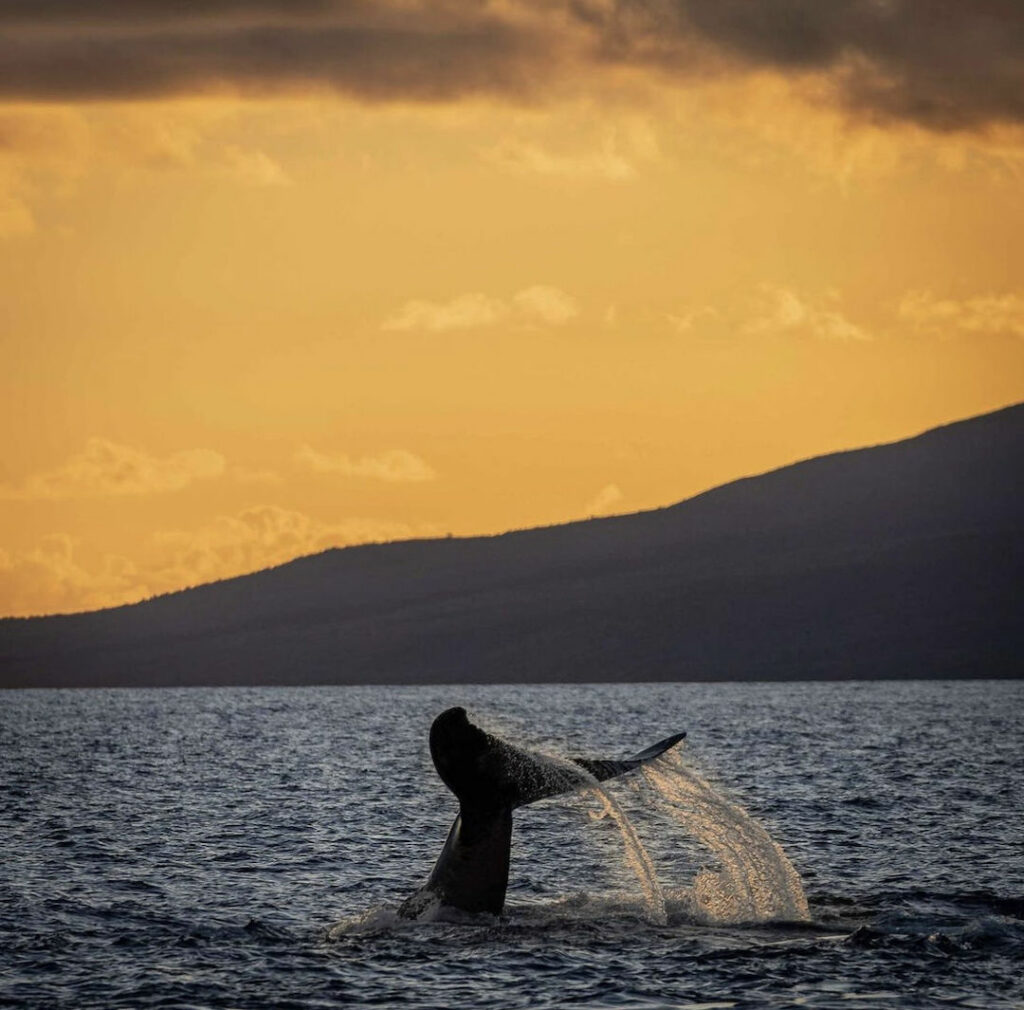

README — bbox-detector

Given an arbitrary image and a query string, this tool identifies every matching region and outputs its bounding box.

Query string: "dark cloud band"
[597,0,1024,131]
[0,20,550,103]
[1,0,1021,131]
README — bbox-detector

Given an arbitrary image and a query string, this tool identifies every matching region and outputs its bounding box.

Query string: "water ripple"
[1,681,1022,1009]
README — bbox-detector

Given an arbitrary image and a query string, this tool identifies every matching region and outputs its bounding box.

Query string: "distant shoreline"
[4,673,1021,691]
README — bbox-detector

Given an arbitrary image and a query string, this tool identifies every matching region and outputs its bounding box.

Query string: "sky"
[2,0,1023,617]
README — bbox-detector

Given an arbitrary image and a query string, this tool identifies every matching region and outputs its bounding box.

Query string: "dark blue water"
[1,681,1022,1009]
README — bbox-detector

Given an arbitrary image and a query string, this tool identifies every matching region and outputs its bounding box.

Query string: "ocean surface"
[1,680,1022,1010]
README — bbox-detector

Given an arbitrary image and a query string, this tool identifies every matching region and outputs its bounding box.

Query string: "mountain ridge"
[2,403,1021,687]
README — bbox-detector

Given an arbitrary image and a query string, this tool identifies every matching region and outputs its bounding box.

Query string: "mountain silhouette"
[2,403,1021,688]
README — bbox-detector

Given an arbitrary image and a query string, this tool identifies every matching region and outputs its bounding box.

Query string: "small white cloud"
[898,290,1024,339]
[382,286,578,333]
[219,145,290,186]
[295,445,436,482]
[666,306,720,333]
[513,285,579,325]
[743,285,871,342]
[0,438,226,500]
[813,308,870,343]
[382,292,507,332]
[585,483,624,517]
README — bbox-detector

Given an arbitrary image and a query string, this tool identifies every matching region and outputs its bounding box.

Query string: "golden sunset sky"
[2,1,1023,616]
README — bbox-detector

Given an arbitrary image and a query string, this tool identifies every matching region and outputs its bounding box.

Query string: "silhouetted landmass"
[2,404,1021,688]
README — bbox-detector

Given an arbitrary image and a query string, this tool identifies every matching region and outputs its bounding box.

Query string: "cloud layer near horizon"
[0,439,225,500]
[0,506,435,617]
[1,1,1022,131]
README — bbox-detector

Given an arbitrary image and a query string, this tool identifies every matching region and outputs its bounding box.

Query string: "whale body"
[398,707,686,918]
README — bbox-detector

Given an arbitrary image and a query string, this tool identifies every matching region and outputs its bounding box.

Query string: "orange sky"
[2,3,1023,617]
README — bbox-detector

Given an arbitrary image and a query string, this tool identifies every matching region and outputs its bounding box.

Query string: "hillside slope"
[2,404,1021,687]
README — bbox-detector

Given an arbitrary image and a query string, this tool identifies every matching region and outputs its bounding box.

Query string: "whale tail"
[429,706,686,809]
[398,707,685,918]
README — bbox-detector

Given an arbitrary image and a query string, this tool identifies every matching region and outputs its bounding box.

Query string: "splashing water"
[519,750,670,925]
[634,750,810,924]
[585,785,668,925]
[536,743,809,927]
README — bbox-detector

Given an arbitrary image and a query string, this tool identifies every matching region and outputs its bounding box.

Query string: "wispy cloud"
[485,137,635,181]
[382,285,579,332]
[150,505,432,589]
[664,285,870,342]
[0,438,226,500]
[0,106,89,239]
[666,306,720,333]
[0,105,295,242]
[0,507,438,616]
[585,483,624,517]
[381,292,507,333]
[667,284,1024,344]
[898,290,1024,340]
[0,188,34,237]
[229,465,284,485]
[217,145,290,186]
[512,286,580,326]
[742,285,871,342]
[294,445,436,482]
[0,535,144,617]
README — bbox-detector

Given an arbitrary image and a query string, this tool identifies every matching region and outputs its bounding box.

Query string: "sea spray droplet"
[641,751,810,924]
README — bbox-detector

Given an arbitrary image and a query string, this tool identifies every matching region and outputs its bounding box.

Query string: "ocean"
[1,681,1022,1009]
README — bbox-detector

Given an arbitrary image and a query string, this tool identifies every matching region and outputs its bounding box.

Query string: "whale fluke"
[398,707,685,918]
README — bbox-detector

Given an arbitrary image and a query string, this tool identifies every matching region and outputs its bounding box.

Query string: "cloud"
[587,1,1024,132]
[0,3,1021,133]
[0,534,145,617]
[0,105,301,240]
[0,106,92,239]
[149,504,432,590]
[0,506,437,616]
[0,189,34,237]
[381,292,508,333]
[512,285,580,325]
[229,465,284,485]
[217,144,290,186]
[382,285,579,332]
[585,483,624,516]
[294,445,436,482]
[0,438,226,500]
[485,137,635,181]
[742,284,871,342]
[898,290,1024,339]
[666,306,720,333]
[483,115,661,181]
[664,285,870,341]
[0,4,555,105]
